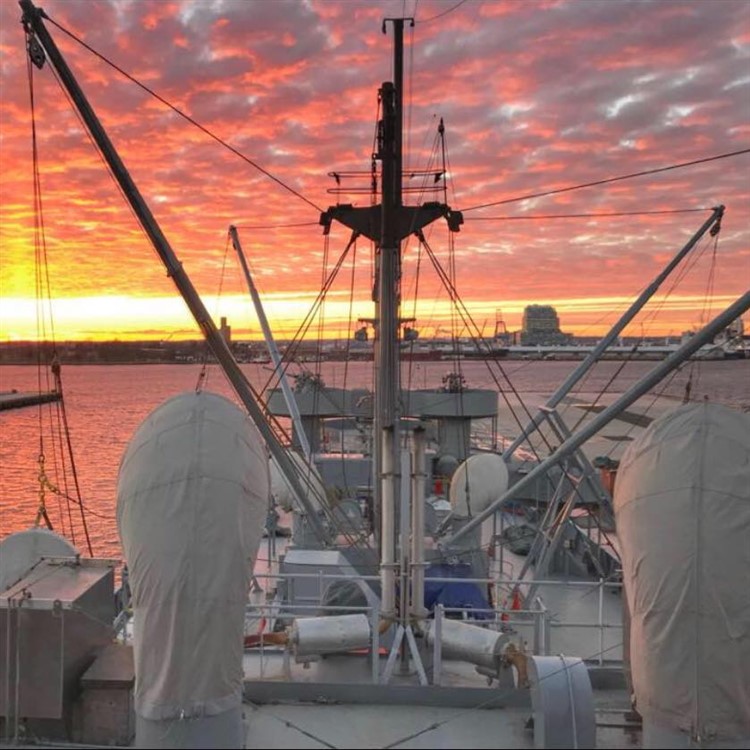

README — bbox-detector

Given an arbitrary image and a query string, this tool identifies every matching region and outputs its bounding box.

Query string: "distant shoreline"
[1,355,747,366]
[1,337,746,365]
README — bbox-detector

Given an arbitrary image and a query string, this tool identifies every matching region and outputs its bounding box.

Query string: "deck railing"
[240,571,624,680]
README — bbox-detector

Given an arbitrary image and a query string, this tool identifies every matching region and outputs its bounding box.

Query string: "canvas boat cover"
[117,391,269,720]
[269,449,326,512]
[614,402,750,740]
[450,453,509,518]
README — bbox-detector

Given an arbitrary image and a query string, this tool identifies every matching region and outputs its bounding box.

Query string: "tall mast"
[229,225,312,462]
[322,17,459,617]
[377,18,405,616]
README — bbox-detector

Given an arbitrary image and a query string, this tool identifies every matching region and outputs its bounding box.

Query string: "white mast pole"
[502,206,724,459]
[229,225,312,462]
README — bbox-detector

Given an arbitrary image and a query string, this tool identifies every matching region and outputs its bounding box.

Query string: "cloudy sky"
[1,0,748,341]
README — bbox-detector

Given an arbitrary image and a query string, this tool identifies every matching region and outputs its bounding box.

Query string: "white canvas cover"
[450,453,509,518]
[117,391,269,720]
[0,528,77,593]
[614,402,750,740]
[269,449,326,513]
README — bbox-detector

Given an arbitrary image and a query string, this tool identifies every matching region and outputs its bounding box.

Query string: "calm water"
[1,359,748,558]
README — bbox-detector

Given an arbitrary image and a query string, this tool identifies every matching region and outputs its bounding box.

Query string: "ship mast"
[377,18,406,618]
[323,18,460,619]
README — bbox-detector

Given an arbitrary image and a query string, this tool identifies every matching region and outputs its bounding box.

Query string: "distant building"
[220,316,232,345]
[520,305,572,346]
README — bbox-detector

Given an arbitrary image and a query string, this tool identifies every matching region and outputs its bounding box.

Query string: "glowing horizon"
[1,0,748,344]
[0,292,743,343]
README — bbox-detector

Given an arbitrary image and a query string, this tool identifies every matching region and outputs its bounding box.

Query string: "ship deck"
[240,651,639,749]
[242,699,640,749]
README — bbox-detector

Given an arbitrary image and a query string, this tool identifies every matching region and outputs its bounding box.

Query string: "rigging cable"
[593,232,720,457]
[418,234,554,461]
[460,148,750,212]
[29,36,71,538]
[248,232,373,551]
[635,233,721,427]
[38,33,302,466]
[232,222,320,231]
[52,369,94,554]
[28,46,56,534]
[259,233,359,396]
[417,0,469,24]
[311,232,332,446]
[40,43,300,452]
[553,222,714,428]
[439,120,476,471]
[25,40,94,555]
[570,230,717,447]
[417,233,603,536]
[402,121,453,416]
[45,15,323,213]
[196,232,232,392]
[337,237,360,483]
[49,31,306,457]
[405,15,415,178]
[404,238,424,413]
[465,207,713,221]
[441,123,462,369]
[418,124,558,461]
[687,228,721,400]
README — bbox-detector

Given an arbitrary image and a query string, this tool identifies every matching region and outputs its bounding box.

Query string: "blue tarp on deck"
[424,563,491,619]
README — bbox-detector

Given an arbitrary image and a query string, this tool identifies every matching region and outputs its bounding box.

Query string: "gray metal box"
[0,558,115,721]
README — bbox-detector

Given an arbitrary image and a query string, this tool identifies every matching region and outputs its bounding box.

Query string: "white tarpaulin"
[449,453,509,518]
[615,402,750,741]
[117,391,269,721]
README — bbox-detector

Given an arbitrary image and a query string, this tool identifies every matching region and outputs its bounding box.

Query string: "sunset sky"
[0,0,748,342]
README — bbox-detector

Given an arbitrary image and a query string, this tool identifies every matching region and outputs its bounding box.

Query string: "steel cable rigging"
[460,149,750,213]
[25,39,94,555]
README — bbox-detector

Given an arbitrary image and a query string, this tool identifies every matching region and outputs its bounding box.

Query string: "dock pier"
[0,390,62,412]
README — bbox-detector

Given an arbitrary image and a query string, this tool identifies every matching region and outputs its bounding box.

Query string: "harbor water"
[1,359,748,559]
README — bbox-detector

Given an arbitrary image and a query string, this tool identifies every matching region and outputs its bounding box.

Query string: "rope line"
[461,149,750,212]
[26,33,95,554]
[465,207,714,221]
[232,222,320,230]
[417,0,470,24]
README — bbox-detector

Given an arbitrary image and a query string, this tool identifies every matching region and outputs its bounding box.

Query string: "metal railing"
[239,569,624,680]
